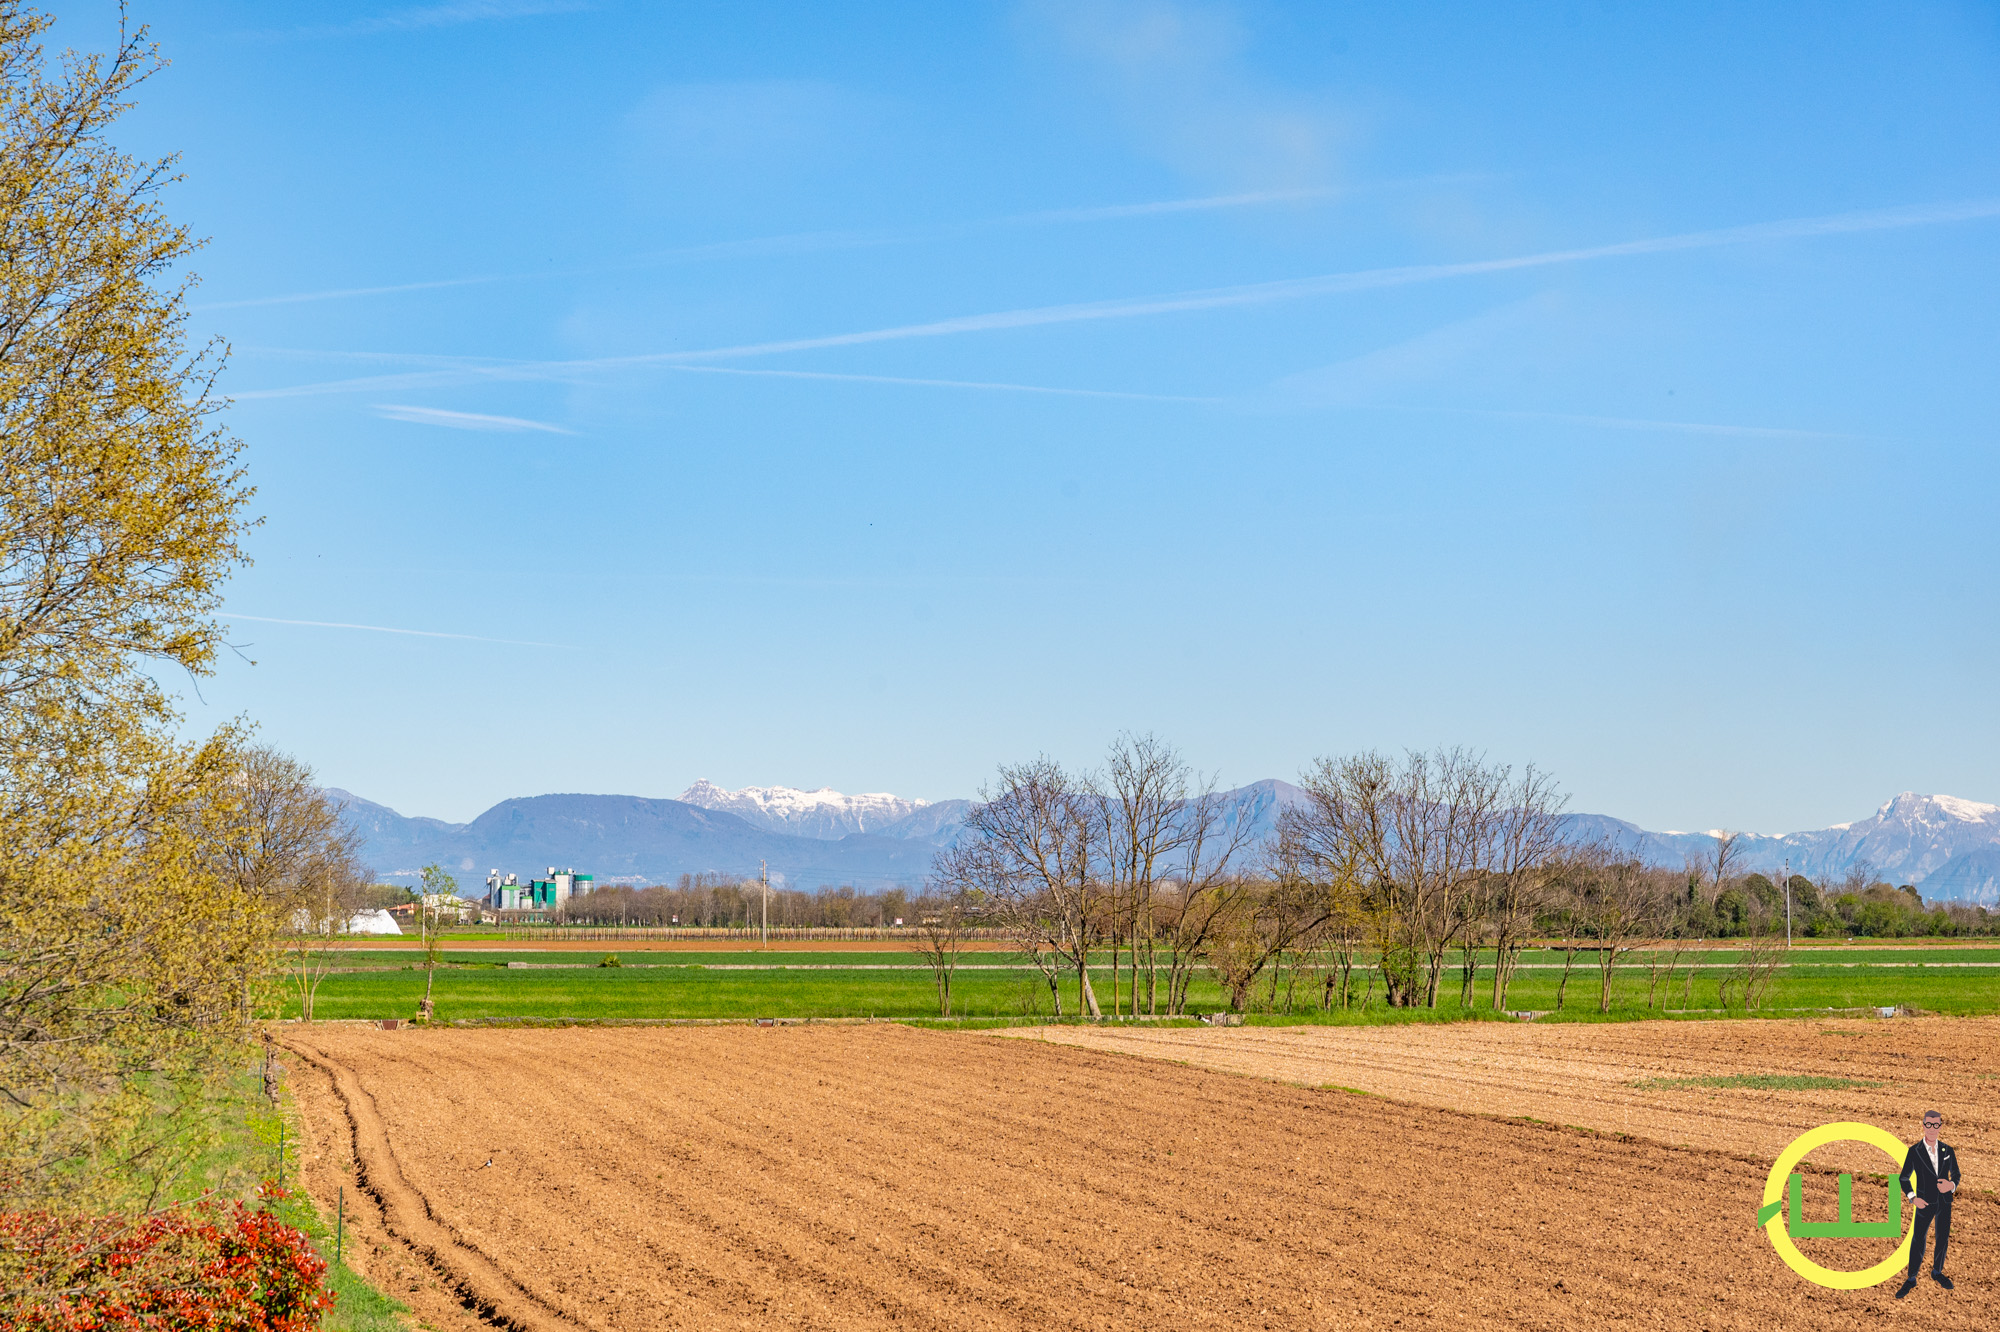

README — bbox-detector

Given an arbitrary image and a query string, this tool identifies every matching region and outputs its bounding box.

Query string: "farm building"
[485,866,595,917]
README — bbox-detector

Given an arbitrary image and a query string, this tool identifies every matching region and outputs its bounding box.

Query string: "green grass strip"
[1630,1073,1883,1091]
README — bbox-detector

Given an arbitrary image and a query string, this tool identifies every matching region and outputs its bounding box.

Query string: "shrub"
[0,1185,333,1331]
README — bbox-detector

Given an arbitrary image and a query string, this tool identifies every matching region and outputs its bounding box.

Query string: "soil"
[1000,1016,2000,1173]
[280,1022,1994,1331]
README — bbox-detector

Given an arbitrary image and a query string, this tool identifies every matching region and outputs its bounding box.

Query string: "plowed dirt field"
[999,1016,2000,1171]
[282,1023,1992,1332]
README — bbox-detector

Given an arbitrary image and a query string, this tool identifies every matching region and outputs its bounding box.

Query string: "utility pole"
[760,860,769,951]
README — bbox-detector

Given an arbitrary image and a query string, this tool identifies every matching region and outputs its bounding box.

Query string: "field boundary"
[269,1001,1923,1034]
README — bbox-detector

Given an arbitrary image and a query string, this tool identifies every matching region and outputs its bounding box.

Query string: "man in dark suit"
[1895,1109,1960,1298]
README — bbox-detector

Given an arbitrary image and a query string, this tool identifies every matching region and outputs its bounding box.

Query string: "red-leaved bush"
[0,1185,334,1331]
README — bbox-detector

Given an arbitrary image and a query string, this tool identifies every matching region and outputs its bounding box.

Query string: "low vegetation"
[1630,1073,1883,1091]
[285,944,2000,1022]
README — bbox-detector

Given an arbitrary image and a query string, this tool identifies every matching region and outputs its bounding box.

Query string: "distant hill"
[1909,848,2000,904]
[1561,793,2000,895]
[330,784,2000,905]
[325,790,946,891]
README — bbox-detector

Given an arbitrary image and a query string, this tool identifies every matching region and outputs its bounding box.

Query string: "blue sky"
[74,0,2000,831]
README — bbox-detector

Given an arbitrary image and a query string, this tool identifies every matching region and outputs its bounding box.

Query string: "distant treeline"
[1713,873,1992,940]
[540,865,1998,942]
[533,852,2000,946]
[556,873,931,929]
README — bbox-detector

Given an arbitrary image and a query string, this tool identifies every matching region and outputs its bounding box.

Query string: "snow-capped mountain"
[1806,792,2000,884]
[332,784,2000,904]
[678,780,938,840]
[1563,792,2000,904]
[1576,792,2000,890]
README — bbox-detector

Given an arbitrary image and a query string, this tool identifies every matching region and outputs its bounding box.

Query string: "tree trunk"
[1555,945,1577,1011]
[1491,937,1521,1011]
[1496,924,1520,1008]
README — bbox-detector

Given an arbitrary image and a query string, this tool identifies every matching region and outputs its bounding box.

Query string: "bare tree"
[1144,770,1256,1017]
[1314,886,1371,1010]
[1720,912,1787,1011]
[1743,931,1787,1010]
[1486,765,1569,1009]
[1573,849,1665,1013]
[208,743,358,1026]
[1285,748,1508,1008]
[909,870,976,1017]
[1644,865,1702,1009]
[1095,733,1195,1018]
[1683,831,1742,1005]
[1454,880,1491,1010]
[1154,877,1245,1016]
[414,863,459,1021]
[284,840,370,1022]
[216,745,346,911]
[956,758,1103,1017]
[1545,854,1591,1012]
[1202,872,1337,1012]
[1704,831,1742,906]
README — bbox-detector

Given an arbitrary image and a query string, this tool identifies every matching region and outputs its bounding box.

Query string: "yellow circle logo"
[1758,1122,1913,1289]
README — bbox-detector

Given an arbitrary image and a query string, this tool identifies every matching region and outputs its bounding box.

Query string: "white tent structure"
[344,908,401,936]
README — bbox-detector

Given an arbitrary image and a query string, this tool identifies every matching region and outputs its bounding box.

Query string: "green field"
[278,945,2000,1023]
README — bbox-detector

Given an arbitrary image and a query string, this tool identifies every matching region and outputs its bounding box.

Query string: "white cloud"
[1019,0,1348,190]
[373,404,574,433]
[628,80,869,168]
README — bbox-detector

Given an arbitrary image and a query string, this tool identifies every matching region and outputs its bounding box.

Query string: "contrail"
[190,183,1375,312]
[665,364,1220,403]
[1388,405,1858,440]
[199,275,510,312]
[227,197,2000,399]
[231,368,529,400]
[229,613,574,649]
[609,197,2000,365]
[374,403,576,433]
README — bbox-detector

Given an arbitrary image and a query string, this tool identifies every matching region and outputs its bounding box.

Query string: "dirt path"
[993,1017,1999,1173]
[280,1024,1993,1330]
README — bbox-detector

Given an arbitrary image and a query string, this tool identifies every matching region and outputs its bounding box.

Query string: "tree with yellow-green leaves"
[0,0,268,1237]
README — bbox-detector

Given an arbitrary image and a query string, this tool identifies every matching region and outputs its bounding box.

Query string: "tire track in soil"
[282,1039,581,1331]
[284,1024,1995,1331]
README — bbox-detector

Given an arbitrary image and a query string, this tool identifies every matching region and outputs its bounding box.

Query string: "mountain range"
[333,782,2000,905]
